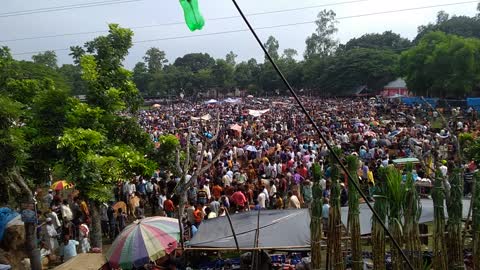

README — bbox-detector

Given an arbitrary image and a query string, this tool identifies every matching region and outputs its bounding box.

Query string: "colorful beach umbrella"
[51,180,74,191]
[106,216,180,270]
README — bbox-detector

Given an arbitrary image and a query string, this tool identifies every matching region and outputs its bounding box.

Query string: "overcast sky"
[0,0,478,69]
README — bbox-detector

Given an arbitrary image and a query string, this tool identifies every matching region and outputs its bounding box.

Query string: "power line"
[0,0,145,18]
[11,0,478,56]
[1,0,367,43]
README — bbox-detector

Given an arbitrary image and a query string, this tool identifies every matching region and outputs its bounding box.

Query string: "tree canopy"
[400,31,480,97]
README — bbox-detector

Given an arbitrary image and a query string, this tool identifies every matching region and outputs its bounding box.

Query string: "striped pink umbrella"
[106,216,180,270]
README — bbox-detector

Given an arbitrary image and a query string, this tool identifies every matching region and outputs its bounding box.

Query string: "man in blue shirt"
[60,236,79,263]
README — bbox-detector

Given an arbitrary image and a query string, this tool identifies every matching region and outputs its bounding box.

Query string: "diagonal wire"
[230,0,415,269]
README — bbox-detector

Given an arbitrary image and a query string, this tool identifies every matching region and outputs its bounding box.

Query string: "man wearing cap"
[44,217,59,252]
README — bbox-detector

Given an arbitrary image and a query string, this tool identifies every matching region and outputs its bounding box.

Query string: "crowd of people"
[39,192,91,265]
[35,96,479,269]
[136,96,478,239]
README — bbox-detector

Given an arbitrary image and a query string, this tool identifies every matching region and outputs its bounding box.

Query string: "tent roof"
[340,199,471,235]
[384,78,407,89]
[188,209,310,250]
[189,199,472,249]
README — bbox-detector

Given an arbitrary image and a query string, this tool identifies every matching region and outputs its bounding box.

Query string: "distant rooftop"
[384,78,407,89]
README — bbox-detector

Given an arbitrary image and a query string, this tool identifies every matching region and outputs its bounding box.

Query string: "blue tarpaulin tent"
[467,98,480,110]
[0,208,19,241]
[401,97,438,108]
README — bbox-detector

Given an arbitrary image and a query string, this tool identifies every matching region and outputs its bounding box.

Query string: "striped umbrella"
[51,180,74,191]
[106,216,180,270]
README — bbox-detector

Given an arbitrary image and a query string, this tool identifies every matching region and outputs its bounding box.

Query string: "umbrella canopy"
[106,217,180,270]
[244,145,257,152]
[364,131,377,137]
[388,129,402,138]
[51,180,74,191]
[246,95,254,98]
[152,104,161,108]
[230,124,242,132]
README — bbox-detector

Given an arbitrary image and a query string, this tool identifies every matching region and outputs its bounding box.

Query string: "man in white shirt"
[257,192,266,209]
[440,161,448,178]
[222,173,232,187]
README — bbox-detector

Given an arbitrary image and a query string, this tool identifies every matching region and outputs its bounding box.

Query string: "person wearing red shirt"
[297,164,308,179]
[231,188,247,212]
[163,196,175,218]
[212,183,223,200]
[193,204,204,227]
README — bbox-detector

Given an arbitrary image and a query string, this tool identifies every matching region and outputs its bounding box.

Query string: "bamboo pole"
[346,156,362,270]
[432,171,448,270]
[446,170,464,270]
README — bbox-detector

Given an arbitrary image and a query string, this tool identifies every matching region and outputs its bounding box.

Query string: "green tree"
[415,12,480,42]
[25,86,72,185]
[225,51,237,66]
[73,24,142,113]
[234,58,260,91]
[400,31,480,97]
[174,53,215,72]
[0,96,31,205]
[304,9,338,59]
[212,59,234,96]
[436,10,450,24]
[58,64,88,95]
[58,24,154,249]
[132,62,152,95]
[264,36,280,61]
[143,47,168,73]
[32,50,58,69]
[312,48,399,95]
[281,48,298,62]
[344,31,411,52]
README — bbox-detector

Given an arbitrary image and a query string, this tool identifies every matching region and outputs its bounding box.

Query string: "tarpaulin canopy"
[204,99,218,104]
[224,98,242,104]
[248,109,270,117]
[0,208,20,242]
[189,200,471,249]
[340,199,471,235]
[467,98,480,110]
[188,209,310,250]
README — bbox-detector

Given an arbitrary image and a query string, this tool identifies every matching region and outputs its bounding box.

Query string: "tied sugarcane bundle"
[372,167,387,270]
[446,169,464,270]
[310,163,323,269]
[328,176,344,270]
[472,172,480,269]
[385,167,405,270]
[432,170,448,270]
[403,162,423,270]
[327,149,345,270]
[346,155,362,270]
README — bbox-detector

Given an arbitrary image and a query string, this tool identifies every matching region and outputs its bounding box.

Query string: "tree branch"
[183,128,192,175]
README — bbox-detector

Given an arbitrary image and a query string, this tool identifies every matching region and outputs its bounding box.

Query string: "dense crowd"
[136,97,478,238]
[36,96,479,268]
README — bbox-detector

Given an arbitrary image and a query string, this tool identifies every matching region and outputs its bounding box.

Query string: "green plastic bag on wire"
[179,0,205,31]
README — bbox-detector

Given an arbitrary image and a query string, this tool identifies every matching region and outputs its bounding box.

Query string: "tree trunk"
[89,200,103,249]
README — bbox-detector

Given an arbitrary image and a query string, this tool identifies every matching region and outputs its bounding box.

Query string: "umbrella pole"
[225,209,240,253]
